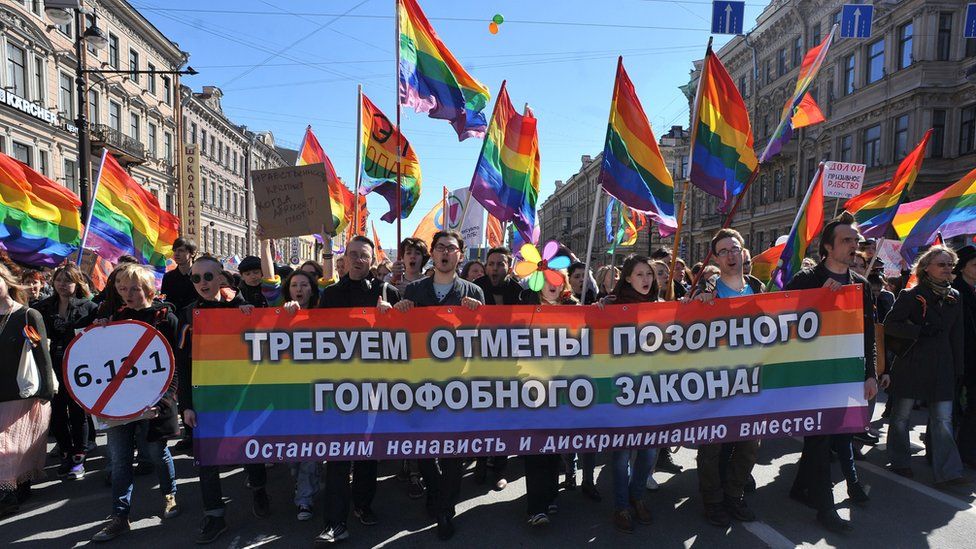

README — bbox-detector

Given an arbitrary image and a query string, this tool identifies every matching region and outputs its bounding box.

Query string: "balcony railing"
[90,124,145,164]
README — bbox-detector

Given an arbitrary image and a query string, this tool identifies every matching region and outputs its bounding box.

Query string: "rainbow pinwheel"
[515,241,571,291]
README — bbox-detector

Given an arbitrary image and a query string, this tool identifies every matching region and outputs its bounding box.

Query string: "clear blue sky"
[135,0,765,249]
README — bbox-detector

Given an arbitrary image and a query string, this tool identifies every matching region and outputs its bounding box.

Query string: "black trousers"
[198,463,267,515]
[791,434,833,512]
[524,454,560,515]
[322,460,378,525]
[51,390,88,456]
[418,458,463,517]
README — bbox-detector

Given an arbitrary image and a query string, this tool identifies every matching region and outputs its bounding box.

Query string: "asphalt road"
[2,402,975,548]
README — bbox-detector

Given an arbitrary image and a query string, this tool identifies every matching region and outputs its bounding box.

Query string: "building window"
[840,134,853,163]
[759,175,769,205]
[128,49,139,83]
[897,22,913,70]
[56,19,73,38]
[108,34,119,68]
[764,59,772,86]
[63,159,78,194]
[38,150,48,176]
[87,89,99,123]
[931,109,946,159]
[809,22,821,49]
[190,123,197,144]
[843,54,855,95]
[164,132,173,163]
[937,13,953,62]
[788,165,797,198]
[738,74,748,98]
[12,141,31,166]
[792,36,803,67]
[166,193,175,213]
[210,136,216,157]
[129,113,140,141]
[147,63,156,95]
[805,158,816,190]
[148,123,158,158]
[33,57,44,103]
[162,76,172,105]
[59,72,74,120]
[863,125,882,167]
[867,39,884,84]
[201,130,208,153]
[109,101,121,131]
[778,48,787,77]
[763,114,770,138]
[961,105,976,155]
[6,43,27,98]
[218,142,223,164]
[773,169,783,201]
[968,35,976,58]
[893,115,909,160]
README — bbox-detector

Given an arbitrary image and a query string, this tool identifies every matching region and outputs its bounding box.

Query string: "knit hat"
[954,245,976,275]
[238,255,261,274]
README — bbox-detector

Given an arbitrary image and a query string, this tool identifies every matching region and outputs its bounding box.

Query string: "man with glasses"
[315,236,399,545]
[394,231,483,541]
[691,229,763,527]
[161,238,198,310]
[741,248,753,277]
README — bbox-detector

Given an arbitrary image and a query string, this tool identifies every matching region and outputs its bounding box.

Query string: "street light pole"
[73,8,93,221]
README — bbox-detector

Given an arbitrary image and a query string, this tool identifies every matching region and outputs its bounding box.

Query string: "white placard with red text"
[822,161,866,199]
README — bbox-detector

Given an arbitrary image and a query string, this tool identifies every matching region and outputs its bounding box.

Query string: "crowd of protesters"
[1,213,974,544]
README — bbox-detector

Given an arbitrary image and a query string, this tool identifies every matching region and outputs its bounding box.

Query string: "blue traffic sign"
[966,3,976,39]
[840,4,873,39]
[711,1,745,36]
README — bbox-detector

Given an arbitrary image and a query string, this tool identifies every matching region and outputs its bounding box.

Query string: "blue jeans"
[291,461,321,507]
[107,421,176,518]
[889,399,963,483]
[611,448,657,510]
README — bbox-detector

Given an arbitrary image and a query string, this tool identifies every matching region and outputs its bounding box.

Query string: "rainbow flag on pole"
[598,58,675,236]
[469,82,540,244]
[845,130,932,238]
[82,151,179,277]
[899,167,976,263]
[359,93,422,222]
[772,164,825,288]
[297,126,357,234]
[0,152,82,267]
[689,46,758,206]
[750,243,786,285]
[398,0,490,141]
[760,30,834,162]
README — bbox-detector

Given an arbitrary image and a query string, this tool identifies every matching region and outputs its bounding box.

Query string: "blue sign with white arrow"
[840,4,873,39]
[966,3,976,39]
[711,1,745,36]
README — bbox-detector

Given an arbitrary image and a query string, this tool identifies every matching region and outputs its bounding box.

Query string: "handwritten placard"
[251,163,334,238]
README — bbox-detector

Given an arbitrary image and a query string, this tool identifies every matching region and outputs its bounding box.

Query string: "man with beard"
[394,231,483,541]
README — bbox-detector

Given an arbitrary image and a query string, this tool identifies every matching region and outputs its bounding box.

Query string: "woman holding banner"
[598,254,660,533]
[90,264,181,542]
[0,262,55,517]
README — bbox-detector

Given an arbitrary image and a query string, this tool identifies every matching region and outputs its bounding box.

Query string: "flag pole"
[461,80,507,229]
[394,0,403,255]
[665,179,689,300]
[769,161,825,287]
[77,149,109,266]
[580,181,603,306]
[354,84,363,236]
[441,186,448,229]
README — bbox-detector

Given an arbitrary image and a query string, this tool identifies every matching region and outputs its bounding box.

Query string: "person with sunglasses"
[394,230,483,541]
[176,256,270,544]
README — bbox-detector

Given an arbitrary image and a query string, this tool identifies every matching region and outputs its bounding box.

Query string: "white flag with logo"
[447,187,484,250]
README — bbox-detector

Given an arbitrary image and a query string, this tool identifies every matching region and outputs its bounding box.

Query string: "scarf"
[922,276,951,300]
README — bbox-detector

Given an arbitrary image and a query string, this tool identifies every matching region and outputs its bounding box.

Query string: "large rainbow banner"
[192,287,867,465]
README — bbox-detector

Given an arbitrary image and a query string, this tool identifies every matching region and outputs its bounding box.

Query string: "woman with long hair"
[0,263,56,516]
[35,264,97,480]
[460,260,486,282]
[595,265,621,298]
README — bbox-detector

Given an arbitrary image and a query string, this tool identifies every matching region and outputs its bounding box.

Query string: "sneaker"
[645,474,659,491]
[744,473,757,493]
[353,507,378,526]
[527,512,549,526]
[57,455,72,478]
[788,487,816,509]
[473,461,487,485]
[315,523,349,544]
[173,439,193,453]
[495,477,508,491]
[297,505,313,521]
[396,462,411,482]
[67,455,86,481]
[935,477,972,488]
[656,449,683,474]
[163,494,181,519]
[252,488,271,518]
[91,516,130,542]
[853,432,879,446]
[581,482,602,502]
[848,482,870,506]
[704,502,732,527]
[613,509,634,534]
[889,466,914,478]
[816,509,852,533]
[196,515,227,545]
[436,514,455,541]
[630,499,652,525]
[407,475,425,499]
[547,503,558,515]
[723,496,756,522]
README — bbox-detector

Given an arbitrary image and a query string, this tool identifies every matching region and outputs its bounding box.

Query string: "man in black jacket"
[315,236,400,545]
[160,238,198,311]
[394,231,483,541]
[784,214,878,533]
[953,245,976,466]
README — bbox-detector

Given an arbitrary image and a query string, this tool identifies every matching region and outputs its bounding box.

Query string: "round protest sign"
[62,320,175,420]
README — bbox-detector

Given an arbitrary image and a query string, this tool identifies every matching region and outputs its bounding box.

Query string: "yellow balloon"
[488,21,499,34]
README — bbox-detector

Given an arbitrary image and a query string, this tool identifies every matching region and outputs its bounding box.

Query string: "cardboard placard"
[252,163,334,238]
[822,161,866,199]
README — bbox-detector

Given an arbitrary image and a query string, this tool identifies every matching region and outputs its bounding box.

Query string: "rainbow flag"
[792,93,826,129]
[605,197,646,253]
[598,58,676,236]
[689,46,758,206]
[760,31,834,162]
[469,83,540,244]
[772,165,825,289]
[83,151,179,277]
[359,94,422,223]
[0,152,82,267]
[297,126,357,234]
[845,130,932,238]
[398,0,490,141]
[900,167,976,263]
[750,243,786,284]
